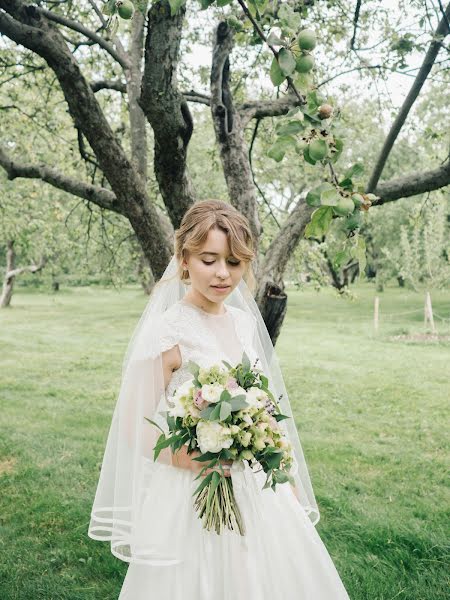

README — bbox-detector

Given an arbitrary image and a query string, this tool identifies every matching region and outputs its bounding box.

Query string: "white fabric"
[118,461,350,599]
[88,255,320,567]
[116,299,350,598]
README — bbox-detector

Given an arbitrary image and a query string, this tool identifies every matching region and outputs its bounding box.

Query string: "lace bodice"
[160,298,258,400]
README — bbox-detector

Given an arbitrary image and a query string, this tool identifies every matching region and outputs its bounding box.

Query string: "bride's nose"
[216,261,230,278]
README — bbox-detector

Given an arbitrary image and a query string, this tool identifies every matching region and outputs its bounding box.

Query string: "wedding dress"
[117,297,350,599]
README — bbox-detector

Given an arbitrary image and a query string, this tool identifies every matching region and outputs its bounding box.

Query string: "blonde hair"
[154,199,256,293]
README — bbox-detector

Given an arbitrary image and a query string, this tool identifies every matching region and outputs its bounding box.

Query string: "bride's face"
[182,228,247,305]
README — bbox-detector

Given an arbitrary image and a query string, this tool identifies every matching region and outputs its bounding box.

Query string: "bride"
[88,199,350,599]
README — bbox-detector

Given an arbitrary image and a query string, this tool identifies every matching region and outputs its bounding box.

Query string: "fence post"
[374,296,379,333]
[424,290,436,333]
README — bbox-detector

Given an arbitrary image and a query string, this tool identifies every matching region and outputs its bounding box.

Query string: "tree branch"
[37,6,130,69]
[238,93,303,127]
[367,2,450,192]
[0,146,122,213]
[90,79,127,93]
[373,156,450,203]
[0,0,172,278]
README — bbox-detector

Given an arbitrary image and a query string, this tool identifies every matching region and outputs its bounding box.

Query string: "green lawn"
[0,283,449,599]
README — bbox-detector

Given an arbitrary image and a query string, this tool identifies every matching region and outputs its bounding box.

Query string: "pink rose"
[226,376,239,390]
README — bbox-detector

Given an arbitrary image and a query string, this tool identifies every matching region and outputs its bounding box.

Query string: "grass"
[0,282,449,599]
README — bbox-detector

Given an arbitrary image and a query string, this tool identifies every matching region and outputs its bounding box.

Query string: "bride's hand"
[171,445,232,477]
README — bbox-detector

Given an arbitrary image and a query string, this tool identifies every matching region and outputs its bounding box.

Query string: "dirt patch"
[0,457,17,476]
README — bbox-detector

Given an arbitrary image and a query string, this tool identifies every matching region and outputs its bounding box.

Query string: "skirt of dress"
[118,460,350,600]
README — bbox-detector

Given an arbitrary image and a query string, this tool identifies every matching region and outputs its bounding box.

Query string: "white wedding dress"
[118,298,350,599]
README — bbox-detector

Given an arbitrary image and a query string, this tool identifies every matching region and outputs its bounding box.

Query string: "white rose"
[196,420,233,453]
[246,386,267,409]
[201,383,224,404]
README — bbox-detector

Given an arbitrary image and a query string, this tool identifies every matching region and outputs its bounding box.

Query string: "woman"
[88,199,350,599]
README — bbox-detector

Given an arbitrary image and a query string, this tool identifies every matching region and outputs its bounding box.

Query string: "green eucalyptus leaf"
[219,401,232,421]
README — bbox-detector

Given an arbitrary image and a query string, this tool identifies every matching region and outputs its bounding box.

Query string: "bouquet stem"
[193,476,245,536]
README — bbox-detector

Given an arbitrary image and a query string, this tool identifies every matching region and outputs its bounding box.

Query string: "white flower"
[228,385,246,398]
[246,386,267,409]
[168,379,194,418]
[169,394,186,418]
[174,379,194,400]
[201,383,224,404]
[196,420,233,453]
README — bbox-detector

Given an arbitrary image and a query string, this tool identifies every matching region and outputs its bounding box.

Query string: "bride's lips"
[211,285,231,293]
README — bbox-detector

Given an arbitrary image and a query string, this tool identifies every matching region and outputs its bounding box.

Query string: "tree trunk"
[1,240,15,308]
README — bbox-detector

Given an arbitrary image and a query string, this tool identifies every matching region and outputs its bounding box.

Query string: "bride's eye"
[202,259,241,266]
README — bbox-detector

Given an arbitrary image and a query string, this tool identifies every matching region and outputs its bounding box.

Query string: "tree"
[1,0,449,340]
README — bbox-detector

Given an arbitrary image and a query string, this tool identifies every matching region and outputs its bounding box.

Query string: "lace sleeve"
[158,311,183,354]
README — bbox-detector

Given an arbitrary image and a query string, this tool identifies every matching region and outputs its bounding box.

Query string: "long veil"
[88,255,319,566]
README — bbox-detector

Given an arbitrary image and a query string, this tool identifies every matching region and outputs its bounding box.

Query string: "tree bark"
[139,0,195,228]
[1,240,47,307]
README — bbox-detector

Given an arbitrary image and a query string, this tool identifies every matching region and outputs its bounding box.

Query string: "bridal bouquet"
[145,351,296,536]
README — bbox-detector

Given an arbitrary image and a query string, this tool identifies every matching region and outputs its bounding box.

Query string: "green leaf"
[230,395,248,411]
[143,417,165,435]
[275,119,304,136]
[273,470,290,484]
[206,471,221,513]
[186,360,199,378]
[242,351,251,372]
[350,234,367,273]
[274,413,290,422]
[330,137,344,163]
[101,0,116,15]
[344,163,364,180]
[304,206,334,240]
[199,404,217,419]
[134,0,148,14]
[303,145,316,166]
[306,182,334,207]
[338,177,353,190]
[209,402,222,421]
[220,401,232,421]
[267,135,296,162]
[192,472,213,496]
[294,72,313,94]
[270,56,286,87]
[278,48,296,76]
[168,0,185,15]
[216,0,232,5]
[264,450,283,470]
[332,249,351,270]
[321,187,340,206]
[199,0,215,8]
[267,30,285,46]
